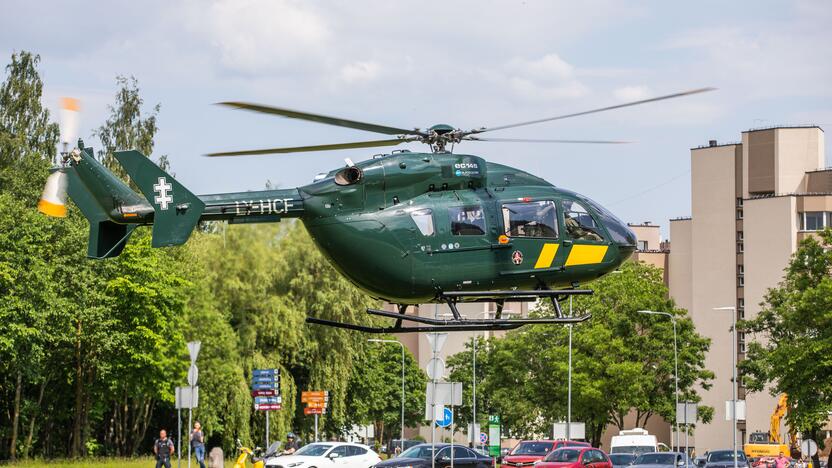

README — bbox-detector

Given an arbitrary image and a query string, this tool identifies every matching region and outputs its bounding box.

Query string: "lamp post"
[637,310,679,450]
[369,339,405,454]
[714,306,738,468]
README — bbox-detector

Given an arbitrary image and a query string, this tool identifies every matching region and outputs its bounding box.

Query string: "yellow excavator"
[744,394,794,459]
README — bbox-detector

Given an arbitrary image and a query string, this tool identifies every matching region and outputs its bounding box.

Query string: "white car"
[266,442,382,468]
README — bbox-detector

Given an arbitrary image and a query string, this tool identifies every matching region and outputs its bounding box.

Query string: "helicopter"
[38,88,713,333]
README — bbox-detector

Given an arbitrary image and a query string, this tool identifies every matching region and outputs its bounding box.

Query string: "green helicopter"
[39,88,712,333]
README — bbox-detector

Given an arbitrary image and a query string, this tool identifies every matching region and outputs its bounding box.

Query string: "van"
[610,429,666,455]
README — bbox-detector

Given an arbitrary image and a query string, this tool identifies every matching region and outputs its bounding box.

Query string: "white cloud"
[614,85,651,101]
[338,61,381,84]
[502,54,590,101]
[197,0,330,75]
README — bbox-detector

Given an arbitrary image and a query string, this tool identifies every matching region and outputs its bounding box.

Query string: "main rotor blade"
[468,87,716,134]
[218,102,425,137]
[464,136,630,144]
[206,138,416,157]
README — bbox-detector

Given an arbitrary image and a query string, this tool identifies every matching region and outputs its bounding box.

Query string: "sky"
[2,0,831,238]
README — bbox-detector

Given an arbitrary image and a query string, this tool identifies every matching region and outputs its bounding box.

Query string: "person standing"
[190,421,206,468]
[775,452,790,468]
[154,429,175,468]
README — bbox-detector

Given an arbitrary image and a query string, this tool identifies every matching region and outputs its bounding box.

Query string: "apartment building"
[669,126,829,453]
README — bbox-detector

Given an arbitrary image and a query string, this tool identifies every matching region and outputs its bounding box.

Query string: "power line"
[608,169,690,207]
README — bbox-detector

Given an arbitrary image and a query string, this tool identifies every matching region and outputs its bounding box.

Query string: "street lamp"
[713,306,739,468]
[637,310,679,450]
[368,339,406,454]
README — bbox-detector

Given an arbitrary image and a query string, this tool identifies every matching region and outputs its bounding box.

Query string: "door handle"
[563,240,573,246]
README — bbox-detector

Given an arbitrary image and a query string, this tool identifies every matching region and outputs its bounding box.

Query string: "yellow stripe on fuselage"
[564,244,608,266]
[534,243,559,269]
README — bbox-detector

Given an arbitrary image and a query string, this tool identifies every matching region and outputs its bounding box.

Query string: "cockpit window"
[583,198,634,245]
[502,201,558,238]
[562,200,604,242]
[410,208,435,236]
[450,206,486,235]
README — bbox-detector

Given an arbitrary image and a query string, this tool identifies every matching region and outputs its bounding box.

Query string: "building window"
[501,200,558,238]
[449,206,486,235]
[638,240,649,251]
[737,209,744,220]
[802,212,827,231]
[737,231,744,241]
[736,198,744,207]
[737,242,744,253]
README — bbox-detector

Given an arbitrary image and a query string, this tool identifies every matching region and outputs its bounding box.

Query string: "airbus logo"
[153,177,173,210]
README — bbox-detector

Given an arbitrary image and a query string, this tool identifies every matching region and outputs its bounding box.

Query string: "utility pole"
[714,306,739,468]
[567,297,573,440]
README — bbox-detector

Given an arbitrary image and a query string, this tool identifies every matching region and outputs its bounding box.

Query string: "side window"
[410,208,435,236]
[450,205,486,235]
[347,446,367,457]
[563,200,603,242]
[330,446,349,458]
[454,447,472,459]
[437,447,451,459]
[502,201,558,238]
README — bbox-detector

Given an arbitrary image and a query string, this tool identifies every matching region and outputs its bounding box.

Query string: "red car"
[537,447,613,468]
[503,441,591,468]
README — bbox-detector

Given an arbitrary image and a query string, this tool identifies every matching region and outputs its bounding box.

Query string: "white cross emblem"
[153,177,173,210]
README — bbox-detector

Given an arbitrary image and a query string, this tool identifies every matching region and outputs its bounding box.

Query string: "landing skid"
[305,289,592,334]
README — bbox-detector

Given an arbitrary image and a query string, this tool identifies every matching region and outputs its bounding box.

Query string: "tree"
[0,51,59,193]
[0,50,60,461]
[347,339,426,447]
[740,229,832,468]
[447,261,713,447]
[94,75,166,182]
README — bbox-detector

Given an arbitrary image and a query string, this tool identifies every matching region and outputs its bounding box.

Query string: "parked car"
[265,442,381,468]
[375,443,493,468]
[630,452,695,468]
[610,429,663,455]
[537,447,613,468]
[697,450,749,468]
[504,440,592,467]
[610,453,638,468]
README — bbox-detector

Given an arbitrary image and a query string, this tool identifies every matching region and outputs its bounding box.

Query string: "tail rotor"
[38,97,80,218]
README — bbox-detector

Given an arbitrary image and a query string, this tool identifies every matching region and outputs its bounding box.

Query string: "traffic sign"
[251,389,278,397]
[802,439,818,457]
[251,383,278,391]
[187,341,201,364]
[426,358,445,380]
[480,433,488,444]
[252,376,277,384]
[304,407,324,415]
[253,368,277,377]
[255,396,281,405]
[301,391,329,402]
[188,364,199,387]
[255,403,282,411]
[175,386,199,409]
[306,401,328,409]
[436,407,452,428]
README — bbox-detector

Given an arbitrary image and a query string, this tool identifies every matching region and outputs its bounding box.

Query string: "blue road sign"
[255,396,282,405]
[480,432,488,444]
[251,383,278,391]
[251,376,278,384]
[252,369,277,377]
[436,407,452,428]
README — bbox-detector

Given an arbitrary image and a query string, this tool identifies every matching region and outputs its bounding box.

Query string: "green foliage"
[94,75,166,182]
[447,261,713,446]
[740,229,832,457]
[0,51,58,201]
[347,338,427,444]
